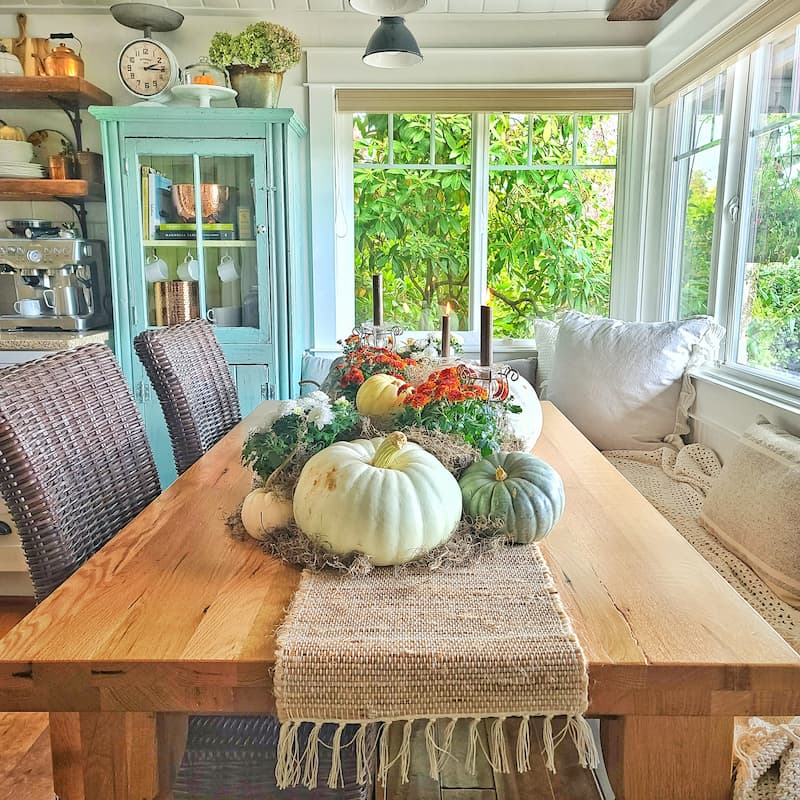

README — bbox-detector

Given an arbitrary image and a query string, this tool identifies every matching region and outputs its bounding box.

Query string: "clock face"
[118,40,175,98]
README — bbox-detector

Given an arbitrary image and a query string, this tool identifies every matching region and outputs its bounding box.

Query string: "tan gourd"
[355,373,412,416]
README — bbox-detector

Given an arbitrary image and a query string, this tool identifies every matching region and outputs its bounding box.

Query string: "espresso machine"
[0,239,112,331]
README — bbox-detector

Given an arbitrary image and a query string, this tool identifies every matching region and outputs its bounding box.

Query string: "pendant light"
[349,0,426,12]
[363,16,423,68]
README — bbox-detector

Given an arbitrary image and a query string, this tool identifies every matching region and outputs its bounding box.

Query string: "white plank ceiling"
[0,0,618,13]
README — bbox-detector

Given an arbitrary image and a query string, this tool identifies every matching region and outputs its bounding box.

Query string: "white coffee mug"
[145,254,169,283]
[177,252,199,282]
[14,298,42,316]
[216,255,239,283]
[206,306,242,327]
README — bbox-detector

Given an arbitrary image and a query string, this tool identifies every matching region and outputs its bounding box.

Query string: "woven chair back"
[0,344,160,602]
[134,319,241,476]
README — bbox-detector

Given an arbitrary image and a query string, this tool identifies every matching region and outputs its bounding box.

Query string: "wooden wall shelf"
[0,179,104,202]
[0,76,112,109]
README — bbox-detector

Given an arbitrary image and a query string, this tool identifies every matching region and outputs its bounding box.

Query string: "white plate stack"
[0,140,45,179]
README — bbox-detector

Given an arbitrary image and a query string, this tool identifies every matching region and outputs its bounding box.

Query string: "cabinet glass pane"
[139,154,200,328]
[137,153,260,330]
[199,155,260,330]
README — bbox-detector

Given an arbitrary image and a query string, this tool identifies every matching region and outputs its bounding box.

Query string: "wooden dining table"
[0,401,799,800]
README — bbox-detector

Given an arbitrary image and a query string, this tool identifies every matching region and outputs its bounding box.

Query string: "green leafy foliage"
[209,22,301,71]
[242,398,360,481]
[395,399,505,457]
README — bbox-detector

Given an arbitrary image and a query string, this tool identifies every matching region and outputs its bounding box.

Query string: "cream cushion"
[700,417,800,608]
[533,318,559,399]
[547,312,723,451]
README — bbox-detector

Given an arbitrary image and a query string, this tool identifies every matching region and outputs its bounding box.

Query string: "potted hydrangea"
[209,22,301,108]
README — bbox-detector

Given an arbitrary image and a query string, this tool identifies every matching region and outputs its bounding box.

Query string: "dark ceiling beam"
[607,0,680,21]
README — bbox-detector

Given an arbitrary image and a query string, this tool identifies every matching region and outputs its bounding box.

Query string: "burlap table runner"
[274,544,597,789]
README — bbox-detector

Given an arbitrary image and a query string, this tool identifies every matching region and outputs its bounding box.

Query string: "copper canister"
[154,281,200,326]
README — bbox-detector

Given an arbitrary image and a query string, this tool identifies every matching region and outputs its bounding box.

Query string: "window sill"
[689,364,800,414]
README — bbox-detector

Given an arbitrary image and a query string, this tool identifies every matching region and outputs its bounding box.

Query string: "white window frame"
[664,34,800,403]
[348,111,626,351]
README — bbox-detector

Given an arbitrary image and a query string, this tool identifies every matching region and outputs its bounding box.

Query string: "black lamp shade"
[363,17,423,68]
[350,0,427,13]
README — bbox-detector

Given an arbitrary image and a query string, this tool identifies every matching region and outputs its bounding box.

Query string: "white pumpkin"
[241,488,293,541]
[293,432,462,565]
[505,375,543,451]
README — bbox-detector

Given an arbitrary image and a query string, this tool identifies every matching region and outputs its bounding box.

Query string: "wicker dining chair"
[133,318,241,475]
[0,344,161,603]
[0,344,372,799]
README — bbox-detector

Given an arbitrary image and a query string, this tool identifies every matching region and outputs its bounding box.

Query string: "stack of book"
[156,223,235,241]
[141,167,173,240]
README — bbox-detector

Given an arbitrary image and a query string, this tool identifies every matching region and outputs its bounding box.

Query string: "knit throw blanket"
[273,545,598,789]
[734,717,800,799]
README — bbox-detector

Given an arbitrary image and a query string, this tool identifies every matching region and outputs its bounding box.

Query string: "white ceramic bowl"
[0,141,33,163]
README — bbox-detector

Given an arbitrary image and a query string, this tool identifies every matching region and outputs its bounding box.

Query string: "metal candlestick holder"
[355,321,404,351]
[458,363,519,402]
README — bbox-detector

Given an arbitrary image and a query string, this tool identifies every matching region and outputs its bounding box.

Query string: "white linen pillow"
[548,311,724,451]
[533,318,559,399]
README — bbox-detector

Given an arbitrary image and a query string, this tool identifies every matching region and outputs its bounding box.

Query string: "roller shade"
[336,88,634,114]
[653,0,800,106]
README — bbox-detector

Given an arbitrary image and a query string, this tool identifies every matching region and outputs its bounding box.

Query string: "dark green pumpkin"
[459,451,565,543]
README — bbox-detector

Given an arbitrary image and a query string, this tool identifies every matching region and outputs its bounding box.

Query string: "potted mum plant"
[209,22,301,108]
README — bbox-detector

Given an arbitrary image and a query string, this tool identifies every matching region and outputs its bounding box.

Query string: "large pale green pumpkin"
[459,452,565,543]
[293,432,462,565]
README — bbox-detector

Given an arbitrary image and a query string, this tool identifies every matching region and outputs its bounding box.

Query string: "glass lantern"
[183,57,227,87]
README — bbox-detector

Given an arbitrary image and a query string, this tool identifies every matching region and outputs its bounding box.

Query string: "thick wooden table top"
[0,402,798,717]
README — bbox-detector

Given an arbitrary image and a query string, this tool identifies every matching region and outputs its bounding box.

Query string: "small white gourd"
[241,488,293,541]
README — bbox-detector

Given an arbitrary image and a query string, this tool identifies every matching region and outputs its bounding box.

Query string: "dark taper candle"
[441,303,451,358]
[372,273,383,326]
[480,301,493,366]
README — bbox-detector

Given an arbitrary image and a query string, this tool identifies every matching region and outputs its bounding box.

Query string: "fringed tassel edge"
[276,713,599,789]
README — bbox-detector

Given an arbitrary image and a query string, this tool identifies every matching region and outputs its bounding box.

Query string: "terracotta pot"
[228,65,283,108]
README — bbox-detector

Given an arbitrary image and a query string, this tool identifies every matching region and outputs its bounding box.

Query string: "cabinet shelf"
[143,239,256,248]
[0,178,104,202]
[0,76,112,109]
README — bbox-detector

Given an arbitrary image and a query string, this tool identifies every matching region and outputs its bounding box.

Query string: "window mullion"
[469,112,490,333]
[721,54,762,367]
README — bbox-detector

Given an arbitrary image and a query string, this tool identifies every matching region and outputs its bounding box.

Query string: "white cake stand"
[170,85,237,108]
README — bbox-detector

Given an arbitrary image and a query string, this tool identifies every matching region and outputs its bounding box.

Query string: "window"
[353,112,620,339]
[669,73,727,318]
[666,23,800,388]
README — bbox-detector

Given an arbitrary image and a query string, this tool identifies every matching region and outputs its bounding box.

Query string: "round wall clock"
[117,38,180,101]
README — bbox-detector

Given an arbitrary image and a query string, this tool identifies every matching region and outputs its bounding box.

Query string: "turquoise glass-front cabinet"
[91,107,311,486]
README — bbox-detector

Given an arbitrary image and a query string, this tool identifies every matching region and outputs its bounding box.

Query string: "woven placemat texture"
[273,545,597,788]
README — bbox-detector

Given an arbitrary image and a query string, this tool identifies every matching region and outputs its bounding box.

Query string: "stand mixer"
[0,239,112,331]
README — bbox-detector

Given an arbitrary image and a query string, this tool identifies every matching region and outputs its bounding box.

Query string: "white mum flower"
[310,390,330,404]
[291,405,305,415]
[278,400,299,417]
[307,405,334,430]
[421,345,438,360]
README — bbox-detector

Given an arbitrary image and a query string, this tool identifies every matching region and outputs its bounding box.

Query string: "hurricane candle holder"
[355,321,404,351]
[459,362,519,402]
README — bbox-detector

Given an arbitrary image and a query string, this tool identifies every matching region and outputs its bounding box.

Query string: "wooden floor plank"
[441,790,497,800]
[378,720,442,800]
[0,727,52,800]
[545,719,601,800]
[438,719,495,789]
[493,718,557,800]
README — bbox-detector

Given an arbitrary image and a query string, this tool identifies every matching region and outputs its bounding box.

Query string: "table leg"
[601,715,734,800]
[49,711,188,800]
